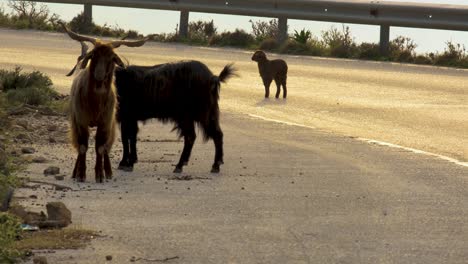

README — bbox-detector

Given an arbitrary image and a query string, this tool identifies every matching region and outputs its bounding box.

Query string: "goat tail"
[218,63,237,83]
[211,63,237,96]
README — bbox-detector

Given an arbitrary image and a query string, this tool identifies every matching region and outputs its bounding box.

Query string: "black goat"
[251,50,288,99]
[115,61,236,173]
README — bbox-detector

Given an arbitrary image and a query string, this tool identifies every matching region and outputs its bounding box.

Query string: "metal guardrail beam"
[30,0,468,31]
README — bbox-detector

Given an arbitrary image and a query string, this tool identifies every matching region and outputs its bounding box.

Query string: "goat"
[251,50,288,99]
[62,24,148,183]
[114,61,236,173]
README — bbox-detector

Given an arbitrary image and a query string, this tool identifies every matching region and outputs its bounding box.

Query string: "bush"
[189,20,216,40]
[279,39,325,56]
[413,55,432,65]
[322,26,358,58]
[293,29,311,44]
[209,29,255,47]
[358,42,381,60]
[434,41,467,67]
[0,213,22,263]
[389,36,417,62]
[0,67,58,106]
[6,1,61,31]
[249,19,280,41]
[259,38,278,51]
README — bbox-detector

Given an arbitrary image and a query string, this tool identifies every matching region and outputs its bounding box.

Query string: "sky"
[1,0,468,53]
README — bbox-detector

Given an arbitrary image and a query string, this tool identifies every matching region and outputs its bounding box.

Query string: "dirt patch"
[14,228,97,251]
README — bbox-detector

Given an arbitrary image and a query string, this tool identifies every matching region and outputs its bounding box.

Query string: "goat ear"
[80,52,93,69]
[114,55,125,68]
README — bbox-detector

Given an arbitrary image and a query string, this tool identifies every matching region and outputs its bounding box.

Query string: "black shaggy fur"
[115,61,236,173]
[251,50,288,99]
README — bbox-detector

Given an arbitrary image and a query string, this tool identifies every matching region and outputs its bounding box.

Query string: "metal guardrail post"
[179,10,189,39]
[379,24,390,56]
[278,16,288,43]
[84,3,92,25]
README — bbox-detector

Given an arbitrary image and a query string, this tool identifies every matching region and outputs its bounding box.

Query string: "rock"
[48,137,57,143]
[15,133,30,140]
[0,149,7,171]
[33,256,48,264]
[32,156,47,163]
[46,202,72,227]
[44,166,60,176]
[15,119,29,130]
[47,125,58,132]
[54,175,64,181]
[9,205,47,224]
[21,147,36,154]
[106,255,113,261]
[0,186,14,212]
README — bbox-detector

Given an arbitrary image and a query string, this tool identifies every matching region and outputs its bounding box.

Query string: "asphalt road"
[1,29,467,263]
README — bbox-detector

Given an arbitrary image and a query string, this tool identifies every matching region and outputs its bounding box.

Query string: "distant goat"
[63,24,148,182]
[115,61,236,173]
[251,50,288,99]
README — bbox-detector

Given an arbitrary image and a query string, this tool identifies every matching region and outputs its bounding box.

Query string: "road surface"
[1,29,467,263]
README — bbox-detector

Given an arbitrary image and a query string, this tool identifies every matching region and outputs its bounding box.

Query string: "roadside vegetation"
[1,1,467,68]
[0,67,68,262]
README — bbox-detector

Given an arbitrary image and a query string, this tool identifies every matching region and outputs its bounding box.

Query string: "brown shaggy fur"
[70,42,120,183]
[251,50,288,99]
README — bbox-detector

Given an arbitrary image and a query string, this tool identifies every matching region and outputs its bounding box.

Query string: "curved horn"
[60,22,97,45]
[66,41,90,77]
[110,37,149,48]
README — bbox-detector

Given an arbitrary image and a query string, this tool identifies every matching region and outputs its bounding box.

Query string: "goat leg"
[174,124,196,173]
[263,78,272,98]
[104,151,112,179]
[275,80,281,99]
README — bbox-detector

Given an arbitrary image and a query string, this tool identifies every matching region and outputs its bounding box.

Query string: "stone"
[54,175,64,181]
[46,202,72,227]
[44,166,60,176]
[33,256,48,264]
[32,156,47,163]
[21,147,36,154]
[15,119,29,130]
[15,133,30,140]
[106,255,113,261]
[48,137,57,143]
[47,125,58,132]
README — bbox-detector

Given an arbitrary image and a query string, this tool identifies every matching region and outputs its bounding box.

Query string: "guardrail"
[26,0,468,55]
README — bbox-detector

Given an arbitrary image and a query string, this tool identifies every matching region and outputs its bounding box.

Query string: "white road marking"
[358,138,468,168]
[249,114,316,129]
[249,114,468,168]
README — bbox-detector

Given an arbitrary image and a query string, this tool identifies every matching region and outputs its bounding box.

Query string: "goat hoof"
[211,167,220,173]
[105,173,113,180]
[173,167,183,173]
[118,164,133,172]
[119,165,133,172]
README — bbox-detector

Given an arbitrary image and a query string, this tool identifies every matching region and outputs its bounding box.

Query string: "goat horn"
[66,41,90,77]
[110,37,149,48]
[60,22,97,45]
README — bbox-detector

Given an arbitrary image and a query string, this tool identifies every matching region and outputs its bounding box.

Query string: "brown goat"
[62,24,148,183]
[251,50,288,99]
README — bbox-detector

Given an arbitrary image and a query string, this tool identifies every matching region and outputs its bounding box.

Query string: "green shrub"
[209,29,255,47]
[0,213,22,263]
[0,67,58,106]
[413,55,432,65]
[259,38,278,51]
[358,42,380,60]
[322,26,358,58]
[189,20,216,39]
[434,41,467,67]
[389,36,416,62]
[249,19,279,41]
[293,29,311,44]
